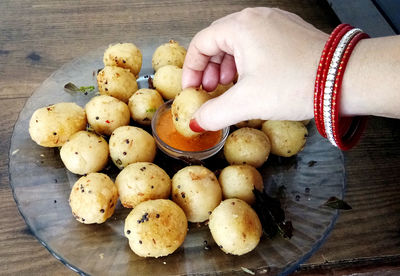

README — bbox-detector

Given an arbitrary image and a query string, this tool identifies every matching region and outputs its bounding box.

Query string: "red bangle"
[331,32,369,150]
[314,24,369,150]
[314,24,351,138]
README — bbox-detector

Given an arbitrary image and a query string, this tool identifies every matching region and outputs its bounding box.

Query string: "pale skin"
[182,7,400,131]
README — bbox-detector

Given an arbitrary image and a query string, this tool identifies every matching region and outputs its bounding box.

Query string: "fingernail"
[189,118,205,132]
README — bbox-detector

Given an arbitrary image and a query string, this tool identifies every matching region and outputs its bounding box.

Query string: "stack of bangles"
[314,23,369,150]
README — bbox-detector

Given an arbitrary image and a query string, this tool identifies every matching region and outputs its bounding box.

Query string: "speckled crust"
[69,173,118,224]
[109,126,156,170]
[103,42,142,78]
[60,131,109,175]
[219,164,263,205]
[235,119,264,129]
[153,65,182,100]
[128,89,164,125]
[85,95,130,136]
[171,165,222,223]
[209,198,262,256]
[97,66,138,103]
[29,102,87,147]
[115,162,171,208]
[152,40,186,71]
[171,87,211,137]
[124,199,187,258]
[261,120,308,157]
[224,128,271,168]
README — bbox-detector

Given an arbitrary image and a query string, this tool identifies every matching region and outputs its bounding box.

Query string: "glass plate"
[9,46,345,276]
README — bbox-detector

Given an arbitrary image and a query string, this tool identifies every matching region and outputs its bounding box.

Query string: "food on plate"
[29,102,86,147]
[152,40,186,71]
[85,95,130,136]
[69,173,118,224]
[103,42,142,78]
[171,87,211,137]
[124,199,187,258]
[301,119,311,125]
[209,198,262,255]
[153,65,182,100]
[109,126,156,169]
[115,162,171,208]
[60,131,109,175]
[155,108,222,151]
[224,127,271,168]
[97,65,138,103]
[172,165,222,223]
[128,88,164,125]
[208,82,234,98]
[235,119,264,129]
[261,120,308,157]
[219,164,264,205]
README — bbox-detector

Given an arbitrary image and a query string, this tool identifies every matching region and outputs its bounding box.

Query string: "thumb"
[192,79,257,131]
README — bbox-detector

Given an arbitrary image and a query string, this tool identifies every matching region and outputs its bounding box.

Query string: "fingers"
[220,54,237,84]
[182,24,234,89]
[202,62,220,91]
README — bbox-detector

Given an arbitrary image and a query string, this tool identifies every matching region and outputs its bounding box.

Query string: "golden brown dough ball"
[124,199,187,258]
[152,40,187,71]
[60,131,109,175]
[224,128,271,168]
[103,42,142,78]
[69,173,118,224]
[153,65,182,100]
[209,198,262,255]
[85,95,130,136]
[219,165,263,205]
[261,120,308,157]
[97,66,138,103]
[128,89,164,125]
[235,119,264,129]
[172,166,222,223]
[109,126,156,169]
[171,87,211,137]
[208,82,234,98]
[301,119,311,125]
[29,102,86,147]
[115,162,171,208]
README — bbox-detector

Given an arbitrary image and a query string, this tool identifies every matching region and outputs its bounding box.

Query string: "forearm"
[341,35,400,118]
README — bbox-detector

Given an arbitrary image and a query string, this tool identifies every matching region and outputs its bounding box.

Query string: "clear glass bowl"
[151,100,229,160]
[9,46,346,276]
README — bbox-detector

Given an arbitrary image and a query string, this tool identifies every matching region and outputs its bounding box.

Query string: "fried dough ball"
[261,120,308,157]
[301,119,311,125]
[153,65,182,100]
[128,89,164,125]
[69,173,118,224]
[219,165,263,205]
[209,199,262,255]
[109,126,156,169]
[29,102,86,147]
[115,162,171,208]
[60,131,109,175]
[208,82,234,98]
[85,95,130,136]
[235,119,264,129]
[224,128,271,168]
[97,66,138,103]
[172,166,222,223]
[103,42,142,78]
[171,87,211,137]
[152,40,186,71]
[124,199,187,258]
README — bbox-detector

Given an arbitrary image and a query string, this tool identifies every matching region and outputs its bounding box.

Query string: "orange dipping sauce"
[156,109,222,152]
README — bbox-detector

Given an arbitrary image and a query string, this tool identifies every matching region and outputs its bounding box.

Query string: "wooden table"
[1,0,400,275]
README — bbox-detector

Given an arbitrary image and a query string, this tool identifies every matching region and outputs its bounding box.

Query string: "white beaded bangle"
[322,28,362,147]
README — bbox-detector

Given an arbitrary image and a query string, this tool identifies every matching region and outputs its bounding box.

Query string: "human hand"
[182,7,329,131]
